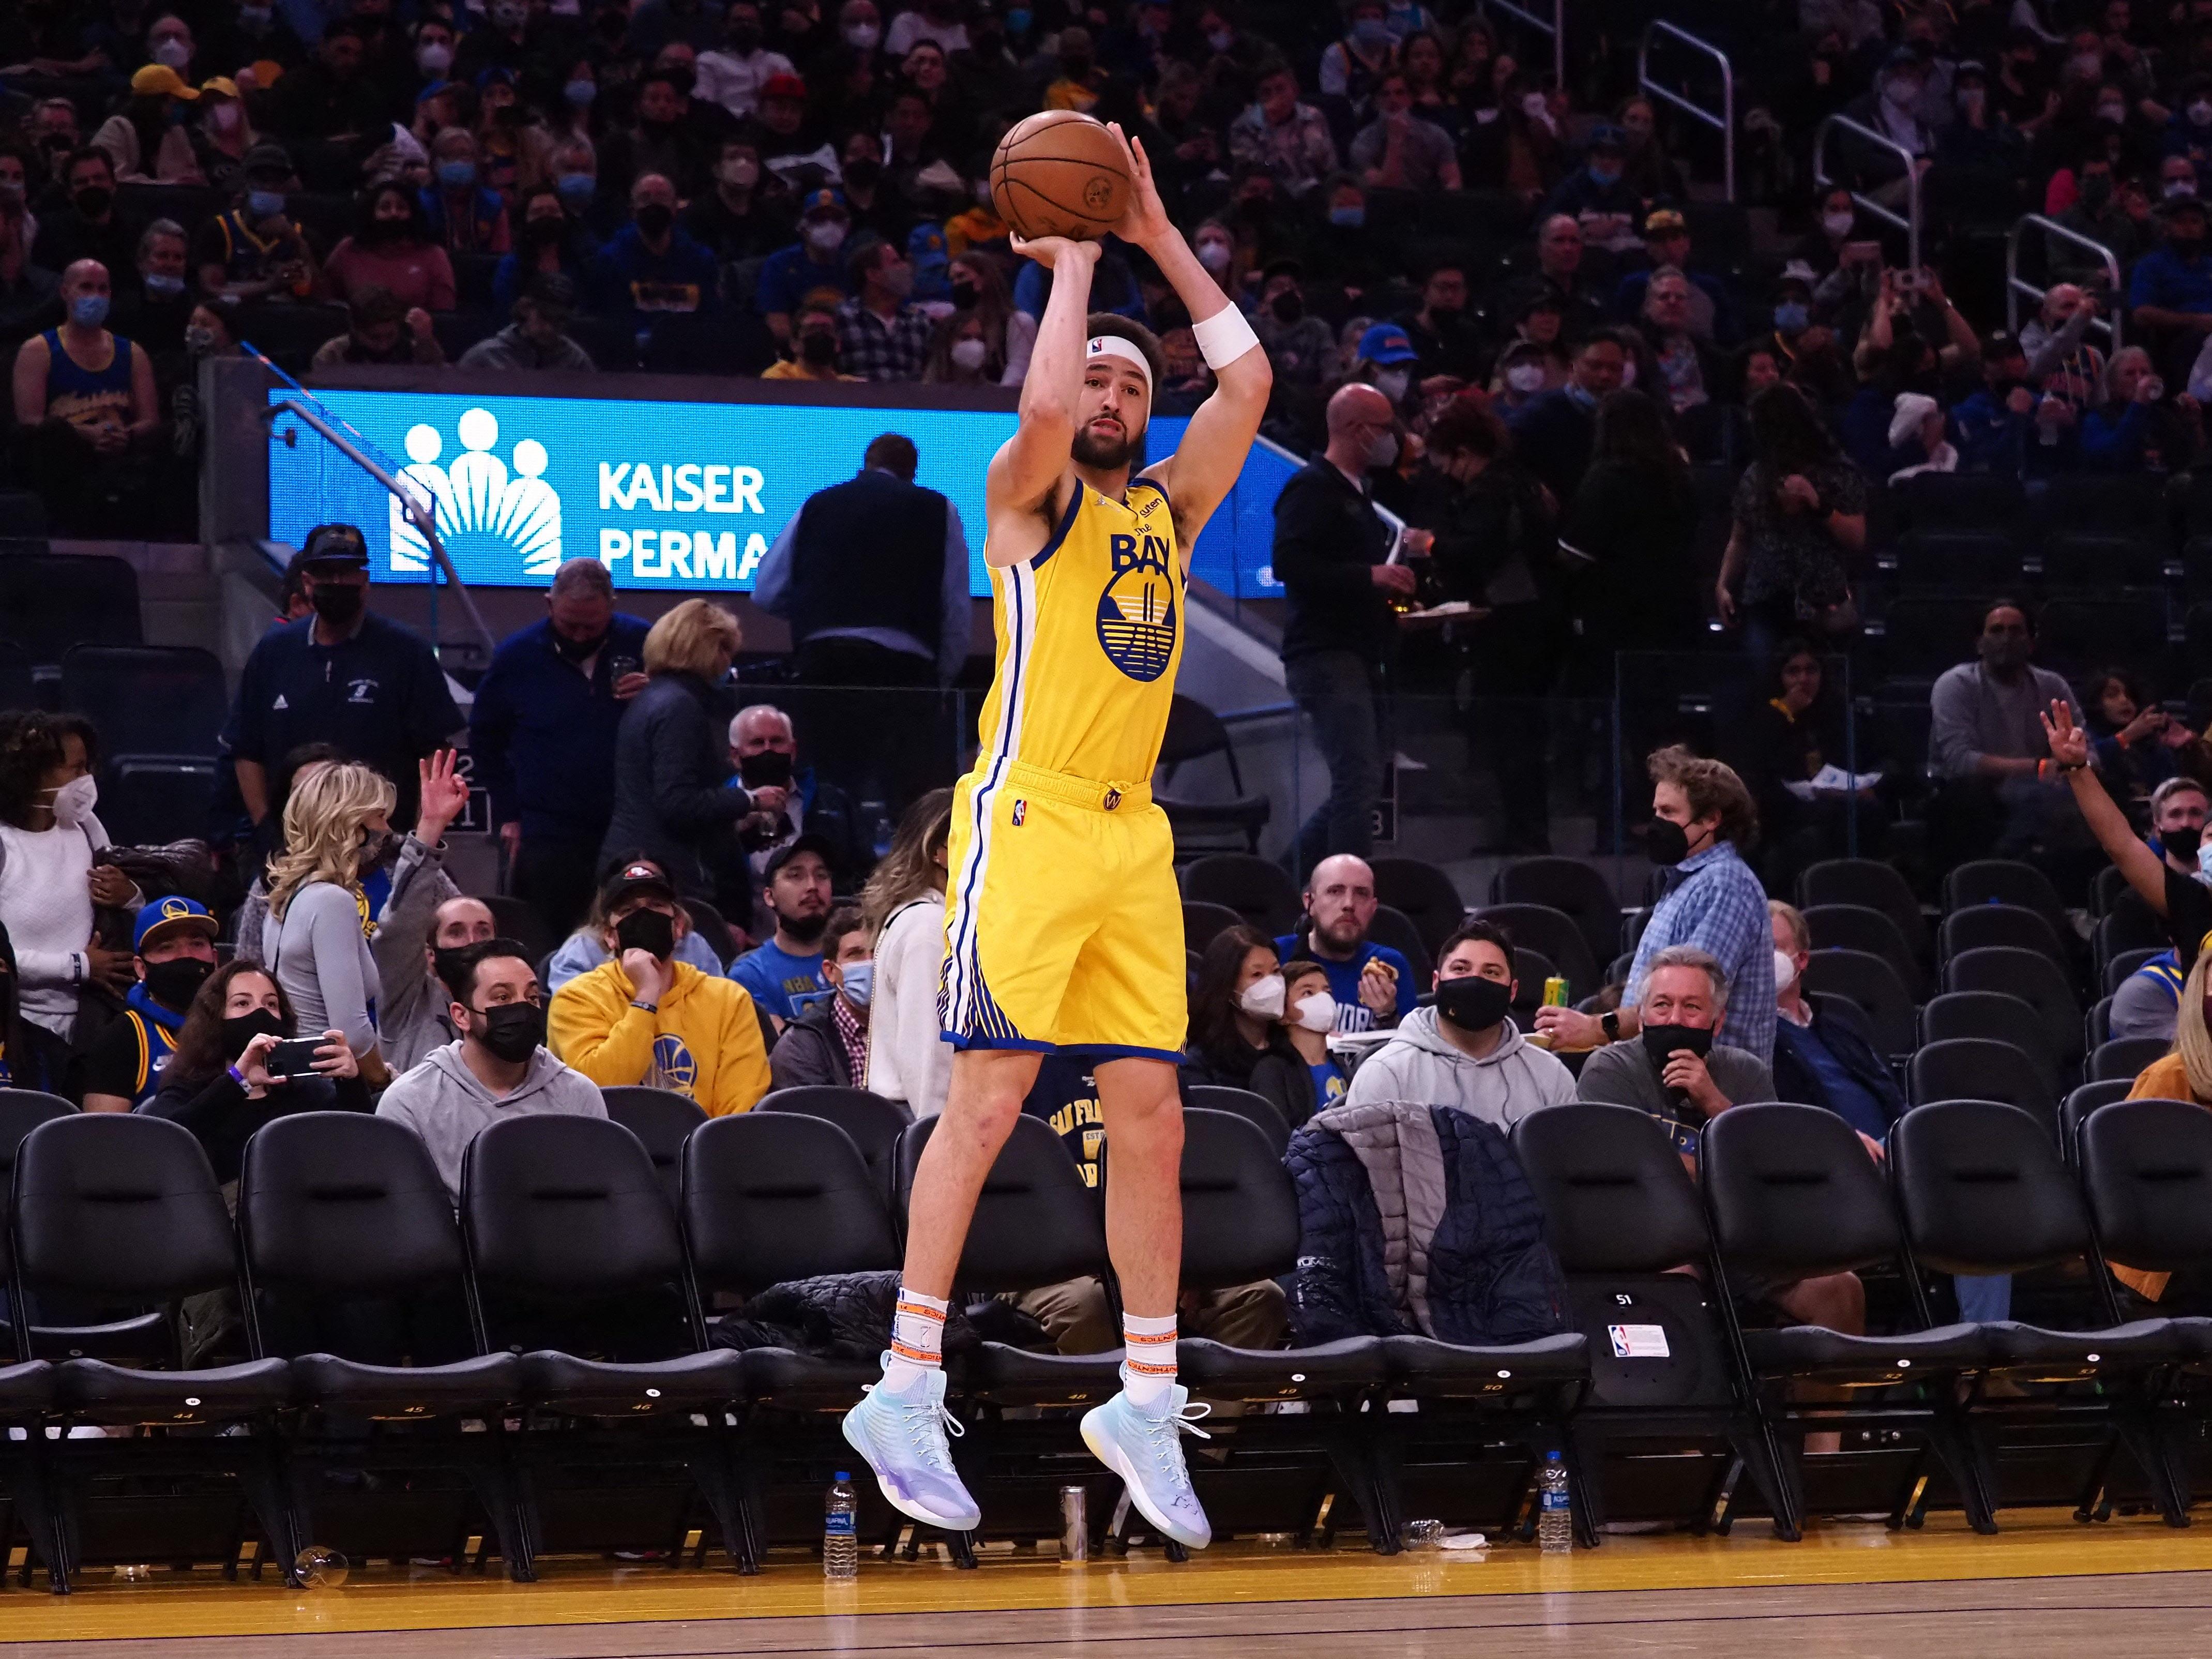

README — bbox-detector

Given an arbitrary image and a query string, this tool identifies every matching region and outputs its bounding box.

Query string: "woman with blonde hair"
[2110,953,2212,1308]
[600,599,761,903]
[259,759,396,1087]
[863,786,955,1120]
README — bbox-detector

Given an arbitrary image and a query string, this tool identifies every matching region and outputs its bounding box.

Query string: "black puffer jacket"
[710,1270,1048,1358]
[598,671,752,901]
[1285,1099,1569,1347]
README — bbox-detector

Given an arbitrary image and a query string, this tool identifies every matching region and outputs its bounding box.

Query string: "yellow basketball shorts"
[937,758,1187,1063]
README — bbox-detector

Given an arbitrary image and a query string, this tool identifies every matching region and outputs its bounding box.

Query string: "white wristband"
[1191,303,1260,370]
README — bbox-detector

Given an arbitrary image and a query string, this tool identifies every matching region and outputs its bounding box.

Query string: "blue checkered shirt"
[1626,841,1776,1062]
[834,296,933,382]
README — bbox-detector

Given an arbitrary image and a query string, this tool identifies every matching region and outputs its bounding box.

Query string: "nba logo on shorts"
[1097,531,1177,682]
[1011,799,1027,827]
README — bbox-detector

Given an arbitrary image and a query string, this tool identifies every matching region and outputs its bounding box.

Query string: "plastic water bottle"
[824,1471,859,1579]
[1537,1451,1573,1554]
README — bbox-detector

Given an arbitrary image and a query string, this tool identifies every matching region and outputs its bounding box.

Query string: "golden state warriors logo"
[158,896,195,924]
[651,1034,698,1094]
[1097,528,1177,682]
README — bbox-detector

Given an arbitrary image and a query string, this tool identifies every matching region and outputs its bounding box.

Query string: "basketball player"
[843,130,1270,1548]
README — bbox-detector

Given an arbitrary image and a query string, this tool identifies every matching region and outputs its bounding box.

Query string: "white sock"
[1121,1311,1178,1407]
[882,1286,950,1393]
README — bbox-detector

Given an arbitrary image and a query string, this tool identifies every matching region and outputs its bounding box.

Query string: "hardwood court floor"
[6,1512,2212,1657]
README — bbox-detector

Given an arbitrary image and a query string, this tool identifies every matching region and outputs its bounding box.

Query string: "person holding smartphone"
[142,958,367,1187]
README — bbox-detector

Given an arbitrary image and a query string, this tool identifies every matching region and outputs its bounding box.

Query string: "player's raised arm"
[984,234,1099,559]
[1109,126,1270,545]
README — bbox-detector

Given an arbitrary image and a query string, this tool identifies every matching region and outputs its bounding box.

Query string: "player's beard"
[1071,420,1143,471]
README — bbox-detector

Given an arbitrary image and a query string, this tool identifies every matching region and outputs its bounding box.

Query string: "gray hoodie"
[1342,1007,1577,1131]
[376,1041,607,1199]
[372,832,465,1075]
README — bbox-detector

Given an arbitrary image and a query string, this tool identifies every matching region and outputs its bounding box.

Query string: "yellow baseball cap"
[200,75,241,99]
[131,63,200,100]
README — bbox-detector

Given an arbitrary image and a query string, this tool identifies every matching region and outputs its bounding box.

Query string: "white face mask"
[844,21,880,48]
[1505,362,1546,393]
[950,336,989,371]
[418,41,453,73]
[48,774,97,829]
[1774,947,1799,993]
[1293,990,1338,1033]
[1195,238,1232,272]
[1374,367,1410,403]
[1239,972,1286,1019]
[805,219,848,252]
[1617,358,1637,389]
[1822,210,1855,238]
[1366,429,1400,467]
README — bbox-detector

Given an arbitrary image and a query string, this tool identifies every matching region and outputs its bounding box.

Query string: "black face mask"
[74,185,113,218]
[1270,288,1304,323]
[143,955,214,1011]
[525,215,566,246]
[222,1007,285,1061]
[1434,973,1511,1034]
[357,828,399,879]
[950,278,979,309]
[615,906,677,960]
[1646,817,1697,865]
[1641,1021,1714,1079]
[468,999,544,1062]
[800,330,839,364]
[311,581,365,625]
[553,627,607,661]
[2163,824,2204,862]
[844,158,882,190]
[635,202,675,237]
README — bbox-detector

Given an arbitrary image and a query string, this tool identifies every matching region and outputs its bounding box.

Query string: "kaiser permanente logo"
[389,406,772,583]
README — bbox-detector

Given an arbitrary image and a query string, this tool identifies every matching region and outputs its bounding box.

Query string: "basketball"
[990,110,1130,242]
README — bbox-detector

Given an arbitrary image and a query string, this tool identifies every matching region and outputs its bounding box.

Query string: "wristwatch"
[1601,1011,1621,1041]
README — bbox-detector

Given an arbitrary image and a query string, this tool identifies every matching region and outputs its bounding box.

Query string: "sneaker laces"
[1140,1401,1210,1490]
[863,1381,965,1474]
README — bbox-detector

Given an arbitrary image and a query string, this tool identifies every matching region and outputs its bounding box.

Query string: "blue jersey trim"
[1028,483,1085,573]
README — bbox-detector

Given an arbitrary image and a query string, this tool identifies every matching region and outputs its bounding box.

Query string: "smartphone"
[739,748,794,789]
[265,1037,325,1080]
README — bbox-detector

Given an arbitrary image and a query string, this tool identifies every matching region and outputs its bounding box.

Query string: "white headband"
[1086,334,1153,393]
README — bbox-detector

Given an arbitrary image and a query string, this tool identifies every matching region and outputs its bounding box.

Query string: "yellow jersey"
[974,477,1182,787]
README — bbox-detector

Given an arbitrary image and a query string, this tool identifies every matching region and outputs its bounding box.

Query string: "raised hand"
[2040,698,2090,769]
[415,749,470,843]
[1106,124,1174,251]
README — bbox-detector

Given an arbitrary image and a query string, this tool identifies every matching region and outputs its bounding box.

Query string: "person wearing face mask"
[419,128,510,256]
[767,908,876,1088]
[922,310,1000,383]
[1539,748,1775,1061]
[1253,258,1336,387]
[1319,0,1399,108]
[545,858,728,989]
[548,861,774,1116]
[1042,23,1107,113]
[186,78,257,196]
[92,64,206,186]
[470,559,650,938]
[192,144,319,306]
[592,169,719,334]
[1537,124,1639,251]
[31,150,138,302]
[834,235,931,379]
[682,136,793,266]
[1489,339,1557,413]
[324,182,457,313]
[695,2,797,118]
[1396,262,1483,380]
[1574,949,1769,1151]
[144,960,366,1202]
[378,939,607,1200]
[861,787,956,1118]
[1274,384,1411,871]
[228,523,464,843]
[1764,902,1903,1145]
[0,711,144,1095]
[1343,920,1575,1129]
[11,257,161,531]
[757,186,856,344]
[490,185,599,316]
[1182,926,1310,1099]
[761,295,859,378]
[81,898,224,1113]
[109,220,191,356]
[1505,330,1627,503]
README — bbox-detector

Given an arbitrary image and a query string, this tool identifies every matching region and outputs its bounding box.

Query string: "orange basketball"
[989,110,1130,242]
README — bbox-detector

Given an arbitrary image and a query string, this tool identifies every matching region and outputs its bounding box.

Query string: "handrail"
[2006,214,2122,351]
[1639,20,1734,203]
[1482,0,1564,89]
[1812,113,1922,272]
[264,396,497,662]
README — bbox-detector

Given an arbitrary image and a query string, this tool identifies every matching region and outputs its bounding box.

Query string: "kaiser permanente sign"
[267,381,1296,600]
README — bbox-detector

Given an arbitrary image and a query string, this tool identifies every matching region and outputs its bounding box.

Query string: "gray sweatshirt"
[372,833,464,1075]
[375,1041,607,1199]
[1343,1008,1578,1131]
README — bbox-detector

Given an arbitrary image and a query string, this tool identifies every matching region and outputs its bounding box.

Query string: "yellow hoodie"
[549,958,772,1117]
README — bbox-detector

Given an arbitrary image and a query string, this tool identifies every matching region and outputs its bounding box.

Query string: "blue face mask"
[1352,16,1390,46]
[1329,205,1365,227]
[437,160,477,189]
[143,272,185,298]
[564,79,597,106]
[1563,379,1597,410]
[556,171,596,205]
[70,293,110,327]
[238,3,272,26]
[838,960,874,1007]
[247,188,286,219]
[1006,7,1032,33]
[1589,161,1621,186]
[1773,300,1809,333]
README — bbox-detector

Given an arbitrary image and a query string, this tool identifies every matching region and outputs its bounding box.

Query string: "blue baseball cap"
[801,186,849,218]
[1357,323,1419,366]
[133,895,219,954]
